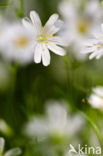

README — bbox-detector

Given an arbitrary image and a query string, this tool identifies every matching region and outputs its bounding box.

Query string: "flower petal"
[101,23,103,33]
[44,14,59,33]
[41,44,50,66]
[48,42,66,56]
[4,148,22,156]
[22,17,33,30]
[0,137,5,155]
[83,39,97,46]
[48,36,67,46]
[55,20,64,29]
[25,117,48,139]
[46,20,63,35]
[96,50,103,59]
[96,54,102,59]
[30,10,41,33]
[89,52,96,59]
[34,44,42,64]
[46,25,60,35]
[46,103,67,129]
[81,47,95,54]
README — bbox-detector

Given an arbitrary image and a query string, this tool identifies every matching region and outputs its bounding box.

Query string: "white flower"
[0,137,21,156]
[0,119,12,136]
[25,101,84,141]
[88,86,103,109]
[0,23,34,64]
[81,24,103,59]
[59,0,103,60]
[22,10,66,66]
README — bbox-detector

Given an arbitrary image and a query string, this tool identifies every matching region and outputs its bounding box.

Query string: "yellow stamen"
[38,33,48,43]
[45,44,48,47]
[97,45,101,48]
[40,41,43,43]
[78,20,89,34]
[41,26,44,30]
[14,36,28,47]
[49,34,53,38]
[101,43,103,45]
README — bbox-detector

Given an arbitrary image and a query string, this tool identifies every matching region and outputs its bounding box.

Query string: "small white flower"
[0,137,21,156]
[59,0,103,60]
[81,24,103,59]
[0,23,34,64]
[22,10,66,66]
[0,119,12,136]
[25,101,84,140]
[88,86,103,109]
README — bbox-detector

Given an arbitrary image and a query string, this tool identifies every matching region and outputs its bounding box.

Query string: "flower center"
[96,43,103,49]
[78,20,89,34]
[38,27,53,44]
[38,33,47,43]
[14,36,29,47]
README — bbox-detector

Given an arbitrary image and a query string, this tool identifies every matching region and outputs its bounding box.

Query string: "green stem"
[63,55,74,105]
[79,110,103,152]
[20,0,24,13]
[6,63,19,129]
[16,0,24,18]
[63,55,72,90]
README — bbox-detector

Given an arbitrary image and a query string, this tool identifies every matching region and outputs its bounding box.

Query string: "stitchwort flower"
[22,10,67,66]
[81,24,103,59]
[25,101,84,142]
[0,23,34,64]
[88,86,103,110]
[0,137,21,156]
[59,0,103,60]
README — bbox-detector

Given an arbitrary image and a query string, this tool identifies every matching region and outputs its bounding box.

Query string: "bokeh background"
[0,0,103,156]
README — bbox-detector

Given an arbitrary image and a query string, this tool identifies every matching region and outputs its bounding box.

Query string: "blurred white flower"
[0,119,12,136]
[25,101,84,141]
[22,10,66,66]
[0,23,34,64]
[88,86,103,109]
[59,0,103,60]
[81,24,103,59]
[0,137,21,156]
